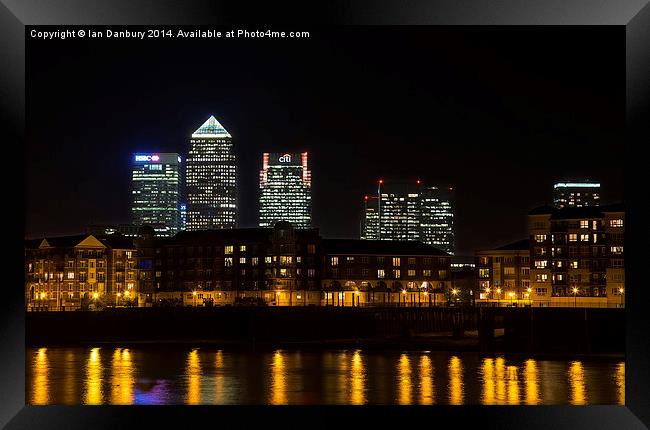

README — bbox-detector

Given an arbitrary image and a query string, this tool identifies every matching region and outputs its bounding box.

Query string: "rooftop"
[322,239,450,256]
[191,115,232,139]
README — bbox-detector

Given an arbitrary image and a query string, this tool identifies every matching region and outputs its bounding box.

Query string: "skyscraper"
[420,186,455,255]
[360,180,455,255]
[259,152,312,229]
[186,115,237,230]
[360,195,379,240]
[553,181,601,209]
[131,153,182,237]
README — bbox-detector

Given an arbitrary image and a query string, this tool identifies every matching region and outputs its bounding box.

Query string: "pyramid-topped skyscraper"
[186,115,237,230]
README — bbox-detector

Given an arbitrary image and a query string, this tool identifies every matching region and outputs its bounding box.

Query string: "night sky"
[26,27,624,256]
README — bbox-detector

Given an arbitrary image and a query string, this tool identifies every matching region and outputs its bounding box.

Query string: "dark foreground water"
[26,347,624,405]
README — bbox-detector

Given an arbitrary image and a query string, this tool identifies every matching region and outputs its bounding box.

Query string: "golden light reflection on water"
[418,355,434,405]
[568,361,587,405]
[350,350,366,405]
[481,358,495,405]
[63,351,77,404]
[270,350,287,405]
[615,362,625,405]
[111,348,134,404]
[186,349,201,405]
[397,354,412,405]
[495,357,506,403]
[32,348,49,405]
[84,348,103,404]
[214,350,224,404]
[448,355,464,405]
[524,359,540,405]
[506,365,520,405]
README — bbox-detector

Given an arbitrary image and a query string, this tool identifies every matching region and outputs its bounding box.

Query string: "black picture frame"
[2,1,648,428]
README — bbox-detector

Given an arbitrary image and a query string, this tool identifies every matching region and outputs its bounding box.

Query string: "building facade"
[131,152,183,236]
[361,180,455,255]
[259,152,312,229]
[360,195,380,240]
[528,203,624,307]
[475,239,531,305]
[553,181,601,209]
[420,186,455,254]
[186,115,237,230]
[25,234,138,311]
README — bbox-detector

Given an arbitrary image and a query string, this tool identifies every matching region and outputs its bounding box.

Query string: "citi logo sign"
[278,154,292,163]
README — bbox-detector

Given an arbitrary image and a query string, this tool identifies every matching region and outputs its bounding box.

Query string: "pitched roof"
[494,239,530,251]
[321,239,450,256]
[191,115,232,138]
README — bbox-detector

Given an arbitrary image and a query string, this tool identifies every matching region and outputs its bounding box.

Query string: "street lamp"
[572,287,579,308]
[619,287,624,308]
[402,289,407,307]
[452,288,458,306]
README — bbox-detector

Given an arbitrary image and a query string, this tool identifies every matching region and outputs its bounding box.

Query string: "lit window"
[377,269,385,279]
[392,257,401,266]
[580,234,589,242]
[393,269,401,279]
[535,235,546,242]
[224,257,233,267]
[265,256,272,264]
[408,269,416,277]
[610,246,623,254]
[610,219,623,227]
[569,234,578,242]
[225,246,233,254]
[331,257,339,266]
[534,260,547,269]
[535,274,548,282]
[570,261,578,269]
[240,245,246,252]
[252,257,259,266]
[239,257,246,264]
[479,268,490,278]
[67,272,74,279]
[580,220,589,229]
[423,269,431,277]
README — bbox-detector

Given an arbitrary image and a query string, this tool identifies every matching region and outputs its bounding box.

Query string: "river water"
[26,347,624,405]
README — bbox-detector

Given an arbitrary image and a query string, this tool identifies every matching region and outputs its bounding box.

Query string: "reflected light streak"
[397,354,412,405]
[270,350,287,405]
[186,349,201,405]
[506,365,520,405]
[495,357,506,404]
[448,356,464,405]
[111,348,134,404]
[32,348,49,405]
[568,361,587,405]
[524,359,540,405]
[350,350,366,405]
[615,362,625,406]
[418,355,434,405]
[84,348,103,404]
[481,358,495,405]
[214,350,224,404]
[336,351,349,404]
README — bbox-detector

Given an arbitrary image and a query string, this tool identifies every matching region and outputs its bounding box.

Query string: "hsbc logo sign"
[135,154,160,162]
[278,154,292,163]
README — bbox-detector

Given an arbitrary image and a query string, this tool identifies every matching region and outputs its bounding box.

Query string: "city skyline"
[26,27,624,255]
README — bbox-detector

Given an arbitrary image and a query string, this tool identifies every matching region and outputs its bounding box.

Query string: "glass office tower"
[360,195,380,240]
[259,152,312,229]
[131,153,182,237]
[553,181,601,209]
[420,186,455,255]
[186,115,237,230]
